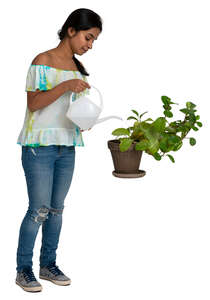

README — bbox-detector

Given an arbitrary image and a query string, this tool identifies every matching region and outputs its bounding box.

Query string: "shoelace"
[47,262,64,276]
[22,268,37,283]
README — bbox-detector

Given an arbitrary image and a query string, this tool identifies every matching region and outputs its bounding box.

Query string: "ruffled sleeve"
[25,65,53,92]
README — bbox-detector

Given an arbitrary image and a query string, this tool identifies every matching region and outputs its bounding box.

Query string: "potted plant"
[108,96,202,178]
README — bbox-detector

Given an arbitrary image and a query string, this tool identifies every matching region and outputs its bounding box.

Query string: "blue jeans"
[16,145,75,272]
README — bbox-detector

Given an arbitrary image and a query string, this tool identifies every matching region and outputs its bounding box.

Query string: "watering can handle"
[89,85,103,110]
[70,85,103,110]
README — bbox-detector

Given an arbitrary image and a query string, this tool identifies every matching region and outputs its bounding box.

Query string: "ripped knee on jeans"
[49,207,64,216]
[31,207,49,223]
[29,206,63,223]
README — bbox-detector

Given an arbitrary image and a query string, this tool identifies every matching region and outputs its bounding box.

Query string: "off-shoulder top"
[17,64,90,147]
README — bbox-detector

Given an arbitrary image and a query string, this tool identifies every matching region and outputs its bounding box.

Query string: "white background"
[1,0,210,299]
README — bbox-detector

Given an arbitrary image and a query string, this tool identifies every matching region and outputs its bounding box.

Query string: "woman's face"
[67,27,101,55]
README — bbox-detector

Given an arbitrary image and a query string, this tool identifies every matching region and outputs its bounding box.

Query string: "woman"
[16,8,102,292]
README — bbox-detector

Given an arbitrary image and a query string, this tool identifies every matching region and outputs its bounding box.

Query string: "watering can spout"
[95,116,123,125]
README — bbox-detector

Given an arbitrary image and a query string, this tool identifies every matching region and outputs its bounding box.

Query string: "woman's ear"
[67,27,76,38]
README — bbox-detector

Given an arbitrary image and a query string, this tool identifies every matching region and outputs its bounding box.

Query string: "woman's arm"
[27,82,69,112]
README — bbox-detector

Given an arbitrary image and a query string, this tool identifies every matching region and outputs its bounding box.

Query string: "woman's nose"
[87,41,93,49]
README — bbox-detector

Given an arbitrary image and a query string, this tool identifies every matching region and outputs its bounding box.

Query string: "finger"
[79,84,88,92]
[84,83,90,89]
[81,81,90,89]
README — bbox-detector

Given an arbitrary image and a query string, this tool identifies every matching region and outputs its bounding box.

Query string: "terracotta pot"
[107,140,146,178]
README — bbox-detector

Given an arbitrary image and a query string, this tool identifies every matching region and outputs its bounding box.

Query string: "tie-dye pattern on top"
[17,64,90,147]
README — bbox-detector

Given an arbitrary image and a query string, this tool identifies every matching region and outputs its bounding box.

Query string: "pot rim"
[108,139,139,144]
[107,139,142,152]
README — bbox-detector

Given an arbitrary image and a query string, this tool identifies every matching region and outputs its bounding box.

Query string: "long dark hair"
[57,8,103,76]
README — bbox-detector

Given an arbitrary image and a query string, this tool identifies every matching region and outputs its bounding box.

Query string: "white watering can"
[66,85,123,130]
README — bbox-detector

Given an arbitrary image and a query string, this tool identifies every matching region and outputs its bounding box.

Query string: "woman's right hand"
[64,79,91,93]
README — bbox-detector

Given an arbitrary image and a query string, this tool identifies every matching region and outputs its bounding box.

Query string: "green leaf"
[189,137,196,145]
[139,111,148,119]
[186,102,196,110]
[192,126,199,131]
[177,125,188,132]
[159,137,168,152]
[188,114,197,123]
[152,117,166,132]
[196,121,203,127]
[127,116,138,121]
[112,128,130,136]
[168,135,181,145]
[161,96,171,105]
[164,110,173,118]
[139,122,159,154]
[138,123,160,155]
[167,154,175,163]
[131,127,144,139]
[135,139,149,151]
[159,134,182,152]
[119,138,133,152]
[144,118,153,122]
[172,141,183,151]
[131,110,139,116]
[180,108,189,114]
[165,126,176,133]
[147,138,160,155]
[196,115,200,120]
[139,122,151,132]
[153,152,162,160]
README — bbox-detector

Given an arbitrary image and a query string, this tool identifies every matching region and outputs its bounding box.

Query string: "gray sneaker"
[16,268,42,292]
[39,262,71,286]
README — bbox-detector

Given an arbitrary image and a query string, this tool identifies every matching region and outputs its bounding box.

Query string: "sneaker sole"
[16,280,42,292]
[39,275,71,286]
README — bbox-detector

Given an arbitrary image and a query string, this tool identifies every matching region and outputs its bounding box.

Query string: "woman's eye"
[86,37,90,41]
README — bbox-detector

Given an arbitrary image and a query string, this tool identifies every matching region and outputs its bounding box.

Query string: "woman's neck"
[54,37,74,60]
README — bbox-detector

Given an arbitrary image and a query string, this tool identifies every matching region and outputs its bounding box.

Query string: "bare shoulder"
[31,52,50,65]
